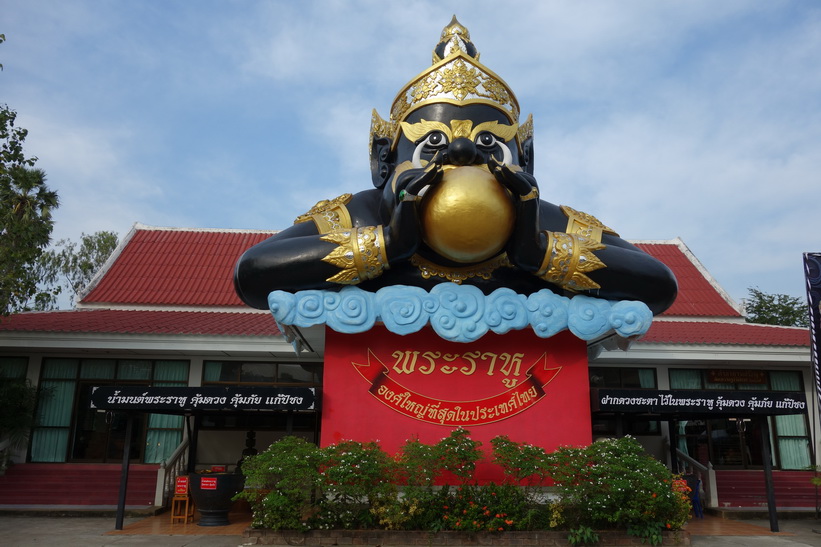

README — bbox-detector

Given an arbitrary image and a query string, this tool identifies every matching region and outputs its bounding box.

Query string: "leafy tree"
[35,231,120,310]
[1,105,59,316]
[0,372,39,449]
[744,287,809,328]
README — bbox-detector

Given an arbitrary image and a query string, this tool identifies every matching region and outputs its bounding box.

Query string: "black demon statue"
[235,17,677,316]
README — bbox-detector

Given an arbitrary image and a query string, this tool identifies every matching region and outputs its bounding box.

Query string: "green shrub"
[546,436,691,544]
[311,440,398,529]
[235,436,320,530]
[234,432,690,539]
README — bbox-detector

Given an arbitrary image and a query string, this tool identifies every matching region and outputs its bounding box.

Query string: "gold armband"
[294,194,353,233]
[320,226,389,284]
[535,231,606,291]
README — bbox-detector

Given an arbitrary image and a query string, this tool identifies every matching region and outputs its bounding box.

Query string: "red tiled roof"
[642,320,809,347]
[81,227,274,307]
[87,228,737,319]
[0,309,280,336]
[635,242,741,318]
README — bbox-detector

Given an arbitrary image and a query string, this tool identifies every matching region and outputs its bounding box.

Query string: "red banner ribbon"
[353,351,560,426]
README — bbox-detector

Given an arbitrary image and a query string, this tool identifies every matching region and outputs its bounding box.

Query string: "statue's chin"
[420,165,515,263]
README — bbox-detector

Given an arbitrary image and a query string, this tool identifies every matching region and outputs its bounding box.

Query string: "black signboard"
[591,388,806,417]
[90,386,317,413]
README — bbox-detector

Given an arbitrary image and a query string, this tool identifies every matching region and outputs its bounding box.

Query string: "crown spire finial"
[432,15,477,63]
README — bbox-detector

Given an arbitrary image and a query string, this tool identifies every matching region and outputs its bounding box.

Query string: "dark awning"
[590,388,807,419]
[89,385,318,414]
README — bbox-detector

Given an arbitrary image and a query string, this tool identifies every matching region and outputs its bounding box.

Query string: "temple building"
[0,223,813,509]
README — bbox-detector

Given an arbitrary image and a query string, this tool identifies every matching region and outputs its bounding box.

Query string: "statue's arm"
[491,160,676,315]
[233,222,343,309]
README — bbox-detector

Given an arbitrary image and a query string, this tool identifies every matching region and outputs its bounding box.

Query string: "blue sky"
[3,1,820,307]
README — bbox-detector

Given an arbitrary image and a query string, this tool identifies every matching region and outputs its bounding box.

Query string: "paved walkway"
[1,512,821,546]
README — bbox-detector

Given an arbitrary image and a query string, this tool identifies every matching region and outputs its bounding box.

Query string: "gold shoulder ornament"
[294,194,353,234]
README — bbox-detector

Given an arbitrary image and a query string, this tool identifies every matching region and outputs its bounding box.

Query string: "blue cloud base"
[268,284,652,344]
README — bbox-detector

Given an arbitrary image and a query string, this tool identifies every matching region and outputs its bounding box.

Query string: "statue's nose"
[447,138,477,166]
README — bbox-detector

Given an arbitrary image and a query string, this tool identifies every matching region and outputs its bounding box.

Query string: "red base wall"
[321,326,591,482]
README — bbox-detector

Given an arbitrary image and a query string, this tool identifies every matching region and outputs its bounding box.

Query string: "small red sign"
[210,465,226,472]
[200,476,218,490]
[174,476,188,495]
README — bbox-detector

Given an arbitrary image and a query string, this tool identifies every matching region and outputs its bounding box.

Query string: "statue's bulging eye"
[421,131,448,149]
[476,132,499,149]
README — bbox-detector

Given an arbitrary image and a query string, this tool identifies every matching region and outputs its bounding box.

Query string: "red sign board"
[210,465,226,472]
[174,476,188,495]
[200,476,218,490]
[321,326,591,483]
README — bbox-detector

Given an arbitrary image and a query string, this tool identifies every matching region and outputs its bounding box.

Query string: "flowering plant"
[546,436,691,544]
[235,431,689,540]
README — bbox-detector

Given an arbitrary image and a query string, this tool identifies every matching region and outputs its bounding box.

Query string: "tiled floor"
[684,515,793,536]
[107,509,251,536]
[108,511,792,537]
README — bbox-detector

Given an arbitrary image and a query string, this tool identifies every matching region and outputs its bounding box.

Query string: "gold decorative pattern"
[535,232,606,291]
[369,110,396,158]
[411,253,513,284]
[390,55,519,127]
[517,114,533,144]
[294,194,353,233]
[321,226,389,284]
[400,119,519,145]
[432,16,473,63]
[560,205,619,242]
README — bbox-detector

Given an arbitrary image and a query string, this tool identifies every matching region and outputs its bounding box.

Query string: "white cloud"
[3,0,819,304]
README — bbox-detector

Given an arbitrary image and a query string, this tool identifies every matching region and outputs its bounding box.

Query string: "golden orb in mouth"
[420,165,515,263]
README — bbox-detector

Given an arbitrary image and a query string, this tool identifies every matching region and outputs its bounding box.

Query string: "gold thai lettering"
[386,349,526,387]
[375,383,541,425]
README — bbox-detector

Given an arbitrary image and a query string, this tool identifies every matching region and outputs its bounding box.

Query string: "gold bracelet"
[519,187,539,201]
[321,226,389,284]
[535,231,606,291]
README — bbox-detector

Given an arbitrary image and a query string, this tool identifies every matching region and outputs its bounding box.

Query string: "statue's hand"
[384,154,444,262]
[489,157,543,272]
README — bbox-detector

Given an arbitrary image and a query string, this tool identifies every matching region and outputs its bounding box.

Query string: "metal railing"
[154,438,189,507]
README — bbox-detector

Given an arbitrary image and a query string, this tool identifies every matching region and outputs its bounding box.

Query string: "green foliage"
[441,484,527,532]
[568,525,599,546]
[0,372,39,447]
[311,440,397,529]
[434,427,483,484]
[546,437,691,543]
[235,436,321,530]
[744,287,809,328]
[491,435,550,483]
[34,231,119,310]
[236,432,689,538]
[0,105,59,315]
